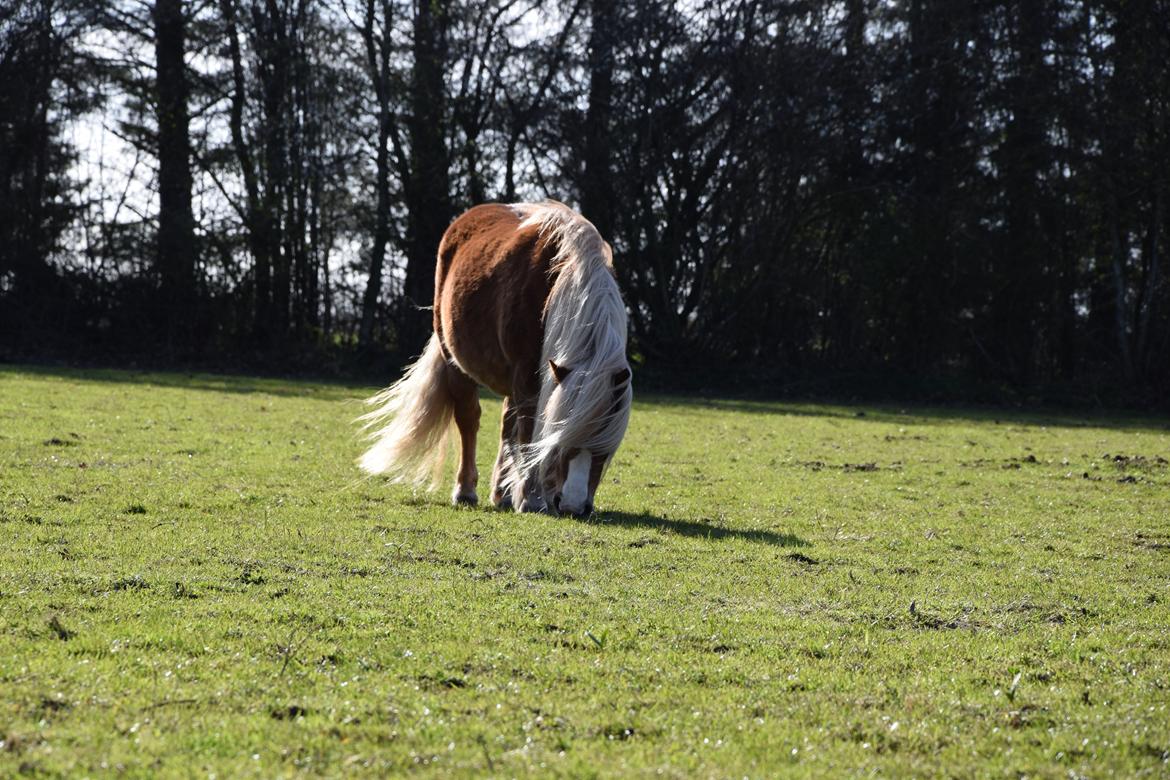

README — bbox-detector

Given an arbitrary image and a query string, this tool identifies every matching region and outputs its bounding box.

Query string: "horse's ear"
[549,360,571,384]
[613,367,631,386]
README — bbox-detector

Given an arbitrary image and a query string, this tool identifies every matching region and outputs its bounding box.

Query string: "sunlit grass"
[1,365,1168,777]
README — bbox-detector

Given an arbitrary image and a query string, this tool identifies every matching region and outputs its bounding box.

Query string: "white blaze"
[561,450,592,513]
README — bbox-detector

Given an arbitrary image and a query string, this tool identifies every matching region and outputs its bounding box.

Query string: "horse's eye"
[613,367,630,386]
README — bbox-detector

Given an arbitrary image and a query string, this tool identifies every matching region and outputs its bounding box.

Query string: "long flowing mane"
[511,201,633,486]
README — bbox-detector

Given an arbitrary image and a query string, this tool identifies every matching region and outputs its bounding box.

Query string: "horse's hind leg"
[445,364,480,505]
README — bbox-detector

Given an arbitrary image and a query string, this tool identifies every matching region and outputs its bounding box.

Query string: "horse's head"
[510,202,632,516]
[516,360,632,516]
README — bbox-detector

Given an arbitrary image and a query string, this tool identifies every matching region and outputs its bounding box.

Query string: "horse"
[358,201,632,516]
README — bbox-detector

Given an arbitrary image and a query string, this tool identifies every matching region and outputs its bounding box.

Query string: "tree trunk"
[1101,1,1138,381]
[997,1,1050,383]
[1135,188,1161,370]
[221,0,270,346]
[154,0,197,352]
[260,0,292,345]
[581,0,616,240]
[401,0,452,353]
[359,0,395,351]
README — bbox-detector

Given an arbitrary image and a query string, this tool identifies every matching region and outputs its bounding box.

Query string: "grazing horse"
[358,201,632,516]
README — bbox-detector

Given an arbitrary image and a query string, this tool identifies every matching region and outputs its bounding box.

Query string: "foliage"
[0,1,1167,395]
[1,366,1168,775]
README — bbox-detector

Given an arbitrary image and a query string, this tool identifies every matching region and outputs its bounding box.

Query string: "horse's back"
[435,204,555,396]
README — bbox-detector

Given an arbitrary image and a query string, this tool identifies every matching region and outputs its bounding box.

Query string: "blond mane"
[509,201,633,486]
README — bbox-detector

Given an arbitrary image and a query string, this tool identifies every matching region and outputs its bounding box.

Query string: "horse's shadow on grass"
[571,509,808,547]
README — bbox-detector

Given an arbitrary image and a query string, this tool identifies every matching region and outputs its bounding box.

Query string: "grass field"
[1,365,1169,778]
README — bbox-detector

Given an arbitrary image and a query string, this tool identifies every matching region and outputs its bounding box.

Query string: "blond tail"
[357,334,453,486]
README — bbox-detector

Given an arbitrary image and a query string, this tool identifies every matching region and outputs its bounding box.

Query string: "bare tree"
[153,0,197,349]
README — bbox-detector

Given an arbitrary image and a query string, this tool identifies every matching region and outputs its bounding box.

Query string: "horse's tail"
[357,334,453,486]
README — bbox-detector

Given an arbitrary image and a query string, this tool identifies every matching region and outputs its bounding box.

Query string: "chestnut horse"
[358,201,632,516]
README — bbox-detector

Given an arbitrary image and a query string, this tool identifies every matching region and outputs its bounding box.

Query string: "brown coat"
[434,203,556,399]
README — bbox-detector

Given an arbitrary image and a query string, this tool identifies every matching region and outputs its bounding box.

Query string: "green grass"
[1,365,1169,778]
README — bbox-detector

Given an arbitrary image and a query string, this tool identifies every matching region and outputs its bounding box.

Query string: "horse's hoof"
[493,492,513,510]
[452,490,478,506]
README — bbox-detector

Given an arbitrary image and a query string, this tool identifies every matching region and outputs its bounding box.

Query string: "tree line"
[1,0,1168,399]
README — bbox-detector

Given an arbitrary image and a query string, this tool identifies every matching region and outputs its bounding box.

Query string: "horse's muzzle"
[553,493,592,517]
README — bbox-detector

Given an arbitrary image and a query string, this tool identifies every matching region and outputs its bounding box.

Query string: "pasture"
[1,365,1168,777]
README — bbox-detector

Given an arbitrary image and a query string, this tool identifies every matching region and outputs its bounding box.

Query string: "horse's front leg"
[490,397,517,509]
[508,394,546,513]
